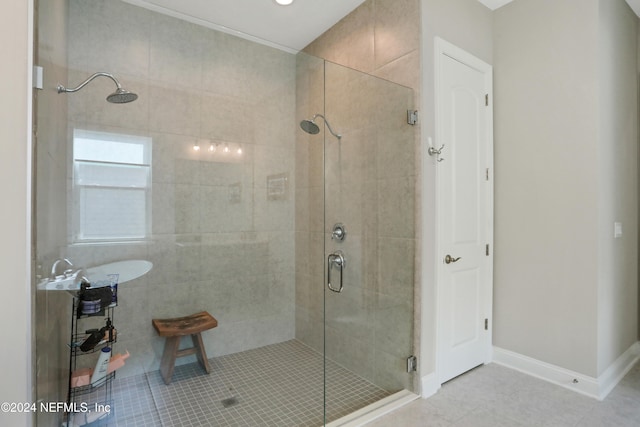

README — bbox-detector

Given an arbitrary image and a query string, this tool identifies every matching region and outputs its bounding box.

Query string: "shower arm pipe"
[311,114,342,140]
[57,72,123,94]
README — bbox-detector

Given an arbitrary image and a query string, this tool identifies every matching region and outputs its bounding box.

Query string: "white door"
[434,38,493,384]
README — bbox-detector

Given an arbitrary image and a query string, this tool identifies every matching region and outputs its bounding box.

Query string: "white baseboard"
[420,372,440,399]
[493,342,640,400]
[597,341,640,399]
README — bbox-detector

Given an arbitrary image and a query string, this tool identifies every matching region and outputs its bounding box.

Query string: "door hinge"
[484,318,489,330]
[406,355,417,373]
[407,110,418,126]
[486,168,489,181]
[485,94,489,106]
[33,65,43,90]
[486,244,490,256]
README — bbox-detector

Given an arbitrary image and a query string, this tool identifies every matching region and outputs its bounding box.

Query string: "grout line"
[109,339,394,426]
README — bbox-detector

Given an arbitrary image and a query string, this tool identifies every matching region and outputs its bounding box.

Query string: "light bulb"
[193,142,200,151]
[237,146,243,155]
[274,0,293,5]
[208,143,216,153]
[223,144,230,154]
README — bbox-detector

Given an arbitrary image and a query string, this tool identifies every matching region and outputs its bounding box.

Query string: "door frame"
[433,37,494,384]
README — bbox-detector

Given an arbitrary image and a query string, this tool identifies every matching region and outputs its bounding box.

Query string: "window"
[73,129,152,242]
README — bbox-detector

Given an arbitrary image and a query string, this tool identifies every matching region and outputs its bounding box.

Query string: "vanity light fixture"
[237,145,243,155]
[223,143,230,154]
[274,0,294,5]
[208,142,217,153]
[193,141,200,151]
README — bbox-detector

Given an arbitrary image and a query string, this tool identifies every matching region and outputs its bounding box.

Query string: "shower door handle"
[327,251,345,293]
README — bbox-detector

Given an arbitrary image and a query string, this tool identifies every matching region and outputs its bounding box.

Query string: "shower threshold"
[326,390,419,427]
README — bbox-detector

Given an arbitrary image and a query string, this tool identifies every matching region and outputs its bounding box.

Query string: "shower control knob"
[331,223,346,241]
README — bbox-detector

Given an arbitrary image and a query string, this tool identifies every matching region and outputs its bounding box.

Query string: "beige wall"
[596,0,639,375]
[0,0,32,426]
[494,0,600,376]
[494,0,638,378]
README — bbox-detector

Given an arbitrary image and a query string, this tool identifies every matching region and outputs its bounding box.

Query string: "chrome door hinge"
[406,355,417,373]
[486,244,490,256]
[485,94,489,106]
[407,110,418,125]
[486,168,490,181]
[33,65,43,90]
[484,318,489,330]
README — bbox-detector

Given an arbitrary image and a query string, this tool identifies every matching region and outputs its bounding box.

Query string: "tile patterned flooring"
[97,340,640,426]
[107,340,390,426]
[369,360,640,427]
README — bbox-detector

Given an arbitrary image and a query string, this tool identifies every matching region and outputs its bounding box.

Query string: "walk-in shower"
[57,72,138,103]
[34,1,416,425]
[300,113,342,139]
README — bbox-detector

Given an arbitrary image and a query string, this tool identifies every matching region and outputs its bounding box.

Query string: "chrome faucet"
[51,258,74,278]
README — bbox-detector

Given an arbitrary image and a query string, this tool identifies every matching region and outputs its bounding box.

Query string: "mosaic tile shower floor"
[106,340,391,427]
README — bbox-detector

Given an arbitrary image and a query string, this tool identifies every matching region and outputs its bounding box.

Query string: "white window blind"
[73,129,152,242]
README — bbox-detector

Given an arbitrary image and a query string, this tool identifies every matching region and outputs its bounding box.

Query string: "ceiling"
[122,0,369,53]
[123,0,640,53]
[478,0,640,15]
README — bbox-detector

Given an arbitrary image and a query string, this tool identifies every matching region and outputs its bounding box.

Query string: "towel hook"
[428,137,445,162]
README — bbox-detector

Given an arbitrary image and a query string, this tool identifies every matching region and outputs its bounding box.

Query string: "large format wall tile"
[65,0,296,377]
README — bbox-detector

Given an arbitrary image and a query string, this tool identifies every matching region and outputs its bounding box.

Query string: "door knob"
[444,254,461,264]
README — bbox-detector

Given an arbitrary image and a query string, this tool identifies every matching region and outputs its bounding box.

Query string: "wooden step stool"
[152,311,218,385]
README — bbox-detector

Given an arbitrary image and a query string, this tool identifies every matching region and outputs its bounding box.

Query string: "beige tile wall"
[34,0,72,425]
[62,0,297,377]
[297,0,421,393]
[304,0,421,92]
[38,0,420,400]
[294,53,327,354]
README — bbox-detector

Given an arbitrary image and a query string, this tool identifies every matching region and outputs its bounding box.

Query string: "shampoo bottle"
[90,346,111,386]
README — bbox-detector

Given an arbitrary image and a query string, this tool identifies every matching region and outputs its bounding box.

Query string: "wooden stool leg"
[191,333,211,374]
[159,336,181,385]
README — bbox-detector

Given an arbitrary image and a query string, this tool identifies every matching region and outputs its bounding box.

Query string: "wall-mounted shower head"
[106,88,138,104]
[300,119,320,135]
[57,72,138,104]
[300,114,341,140]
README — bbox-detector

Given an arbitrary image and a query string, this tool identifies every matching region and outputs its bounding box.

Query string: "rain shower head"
[107,88,138,104]
[57,72,138,104]
[300,114,341,140]
[299,119,320,135]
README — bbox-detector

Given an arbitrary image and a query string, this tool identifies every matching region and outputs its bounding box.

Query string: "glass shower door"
[322,61,416,424]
